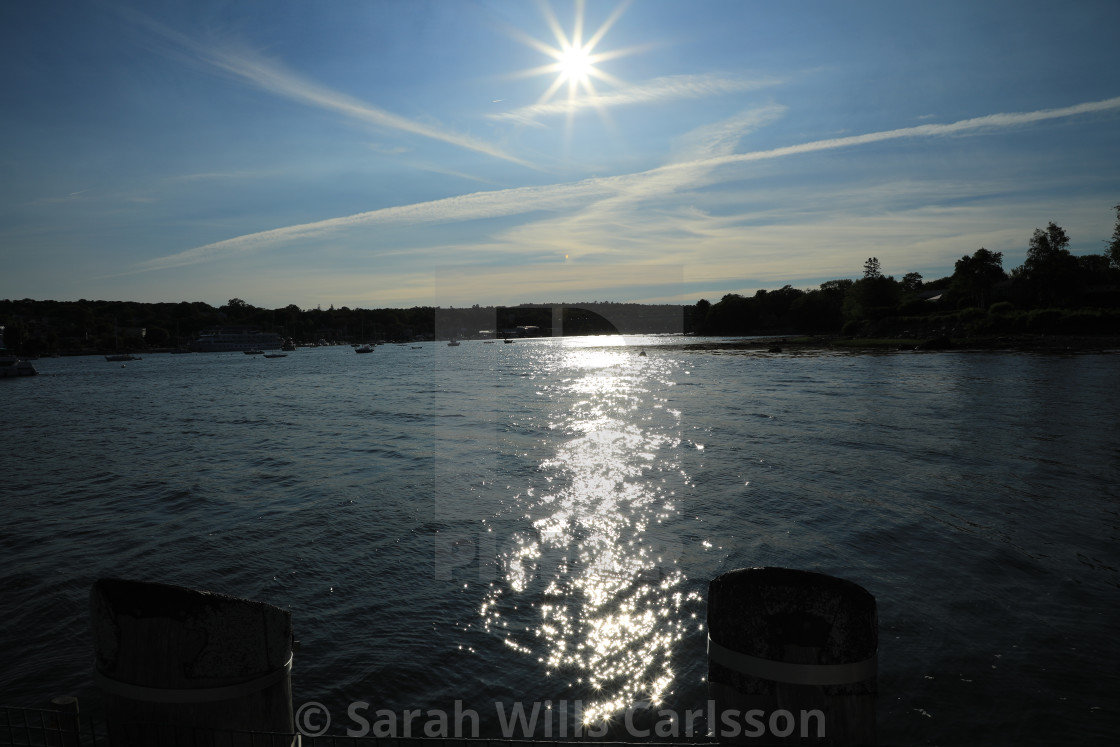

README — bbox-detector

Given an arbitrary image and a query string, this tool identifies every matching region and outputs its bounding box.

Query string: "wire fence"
[1,706,102,747]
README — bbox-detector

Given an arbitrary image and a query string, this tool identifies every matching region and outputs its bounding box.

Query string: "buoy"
[707,567,877,744]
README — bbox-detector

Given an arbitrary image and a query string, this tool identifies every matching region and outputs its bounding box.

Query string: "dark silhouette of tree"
[949,248,1005,308]
[753,285,804,329]
[820,278,854,295]
[692,299,711,333]
[1013,222,1080,306]
[844,275,900,323]
[791,280,850,333]
[844,258,900,323]
[220,298,255,321]
[145,327,170,346]
[1078,254,1112,277]
[900,272,924,294]
[704,294,755,335]
[1109,204,1120,270]
[1028,222,1070,257]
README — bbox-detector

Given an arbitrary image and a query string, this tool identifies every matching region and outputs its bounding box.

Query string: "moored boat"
[105,354,141,362]
[0,354,38,377]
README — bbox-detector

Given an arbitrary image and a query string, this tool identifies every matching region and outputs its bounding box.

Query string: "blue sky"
[2,0,1119,308]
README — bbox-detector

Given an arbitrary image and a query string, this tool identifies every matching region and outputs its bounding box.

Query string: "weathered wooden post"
[91,578,295,746]
[707,568,877,745]
[45,696,80,747]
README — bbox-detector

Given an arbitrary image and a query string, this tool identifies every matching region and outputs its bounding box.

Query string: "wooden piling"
[707,567,877,745]
[90,578,294,746]
[45,696,79,747]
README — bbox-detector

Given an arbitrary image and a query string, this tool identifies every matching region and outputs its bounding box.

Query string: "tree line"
[691,207,1120,337]
[0,298,684,354]
[4,208,1120,354]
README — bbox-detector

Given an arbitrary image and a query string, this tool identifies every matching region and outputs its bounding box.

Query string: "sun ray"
[540,0,571,52]
[512,62,568,80]
[585,66,626,90]
[539,74,568,105]
[572,0,585,49]
[584,0,630,50]
[586,43,650,65]
[507,0,636,122]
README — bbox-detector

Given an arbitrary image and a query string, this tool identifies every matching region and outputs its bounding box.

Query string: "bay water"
[2,337,1118,745]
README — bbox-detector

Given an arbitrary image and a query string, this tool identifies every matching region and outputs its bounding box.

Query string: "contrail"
[127,95,1120,274]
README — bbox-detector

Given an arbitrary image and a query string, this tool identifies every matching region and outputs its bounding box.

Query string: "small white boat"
[355,344,374,354]
[105,354,141,362]
[447,340,461,346]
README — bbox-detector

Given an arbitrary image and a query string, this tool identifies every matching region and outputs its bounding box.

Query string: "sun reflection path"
[480,343,702,724]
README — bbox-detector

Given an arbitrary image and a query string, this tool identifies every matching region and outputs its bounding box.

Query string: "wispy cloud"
[165,170,279,183]
[131,179,622,273]
[687,95,1120,170]
[671,106,790,162]
[510,105,788,254]
[129,95,1120,276]
[488,73,783,125]
[123,10,532,168]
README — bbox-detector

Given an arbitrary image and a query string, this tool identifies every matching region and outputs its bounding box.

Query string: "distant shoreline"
[14,332,1120,359]
[677,333,1120,354]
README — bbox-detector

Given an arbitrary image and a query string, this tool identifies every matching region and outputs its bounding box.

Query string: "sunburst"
[510,0,634,125]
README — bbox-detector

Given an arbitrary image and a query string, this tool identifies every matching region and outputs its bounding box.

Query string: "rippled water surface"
[3,339,1118,745]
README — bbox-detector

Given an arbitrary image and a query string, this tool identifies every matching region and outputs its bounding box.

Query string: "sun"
[509,1,632,113]
[556,43,594,85]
